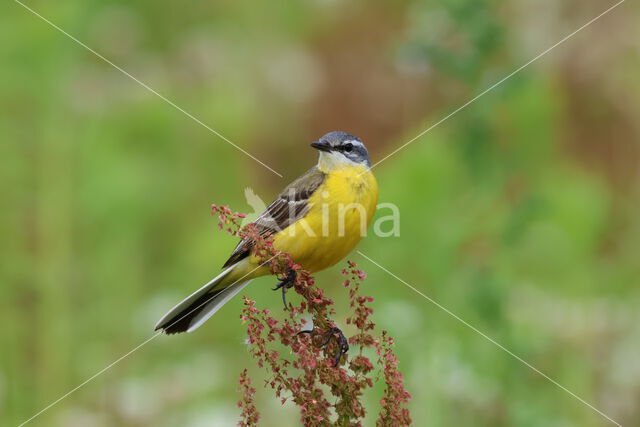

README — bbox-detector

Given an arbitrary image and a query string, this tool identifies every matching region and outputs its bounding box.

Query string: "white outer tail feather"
[186,279,252,332]
[154,263,252,333]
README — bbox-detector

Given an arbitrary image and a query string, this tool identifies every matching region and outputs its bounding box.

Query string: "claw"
[322,327,350,366]
[297,326,349,367]
[273,270,296,308]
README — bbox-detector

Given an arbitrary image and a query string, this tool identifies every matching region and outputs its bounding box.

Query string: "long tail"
[154,264,252,334]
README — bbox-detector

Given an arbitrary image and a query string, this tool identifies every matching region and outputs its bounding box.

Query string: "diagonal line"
[356,250,622,426]
[13,0,283,178]
[18,256,277,426]
[17,333,161,427]
[368,0,625,172]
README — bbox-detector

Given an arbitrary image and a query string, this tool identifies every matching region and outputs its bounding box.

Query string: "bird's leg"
[297,326,350,367]
[321,327,350,366]
[272,269,296,308]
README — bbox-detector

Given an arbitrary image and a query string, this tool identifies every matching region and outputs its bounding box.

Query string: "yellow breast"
[271,165,378,272]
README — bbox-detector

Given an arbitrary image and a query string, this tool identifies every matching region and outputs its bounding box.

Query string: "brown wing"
[222,166,326,268]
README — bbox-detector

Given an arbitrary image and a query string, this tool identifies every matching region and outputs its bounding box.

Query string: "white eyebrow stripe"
[344,140,364,147]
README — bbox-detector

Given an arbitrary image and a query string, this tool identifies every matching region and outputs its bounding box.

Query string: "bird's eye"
[343,143,353,152]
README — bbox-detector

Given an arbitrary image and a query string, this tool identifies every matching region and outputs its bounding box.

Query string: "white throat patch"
[317,151,360,172]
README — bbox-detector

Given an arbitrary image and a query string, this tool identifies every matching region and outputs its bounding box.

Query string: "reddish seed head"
[212,206,411,425]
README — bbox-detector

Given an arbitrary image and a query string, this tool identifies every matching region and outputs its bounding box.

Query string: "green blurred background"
[2,0,639,425]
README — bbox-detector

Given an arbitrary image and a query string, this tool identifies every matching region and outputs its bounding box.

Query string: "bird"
[155,131,378,334]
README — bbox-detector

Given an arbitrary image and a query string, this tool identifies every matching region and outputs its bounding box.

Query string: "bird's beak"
[310,141,332,152]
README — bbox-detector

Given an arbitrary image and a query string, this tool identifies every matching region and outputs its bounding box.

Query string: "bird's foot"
[272,269,296,308]
[298,326,350,367]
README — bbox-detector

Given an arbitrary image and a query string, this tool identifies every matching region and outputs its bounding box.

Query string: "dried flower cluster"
[237,369,260,426]
[211,205,412,426]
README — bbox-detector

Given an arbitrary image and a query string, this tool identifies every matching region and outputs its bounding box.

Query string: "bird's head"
[311,131,370,171]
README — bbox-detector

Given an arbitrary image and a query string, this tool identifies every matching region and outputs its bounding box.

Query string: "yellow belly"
[272,165,378,272]
[231,165,378,280]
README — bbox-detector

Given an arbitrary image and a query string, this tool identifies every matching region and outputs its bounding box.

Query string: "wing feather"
[222,167,326,268]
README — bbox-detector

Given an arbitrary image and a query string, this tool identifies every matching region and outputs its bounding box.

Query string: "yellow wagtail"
[155,131,378,334]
